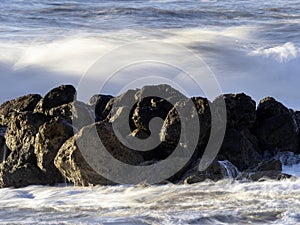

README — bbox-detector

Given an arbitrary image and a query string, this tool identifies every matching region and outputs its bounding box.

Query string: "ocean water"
[1,179,300,224]
[1,1,300,224]
[0,0,299,106]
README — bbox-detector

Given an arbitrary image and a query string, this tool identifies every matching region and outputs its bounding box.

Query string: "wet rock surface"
[0,84,299,187]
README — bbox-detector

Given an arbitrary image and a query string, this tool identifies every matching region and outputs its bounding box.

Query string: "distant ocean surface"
[0,0,300,106]
[1,1,300,224]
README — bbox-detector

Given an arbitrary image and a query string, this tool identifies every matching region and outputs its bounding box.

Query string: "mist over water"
[0,0,299,107]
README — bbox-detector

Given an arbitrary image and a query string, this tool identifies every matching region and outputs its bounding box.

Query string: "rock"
[237,159,284,182]
[34,85,76,114]
[218,129,262,170]
[0,94,41,126]
[0,163,48,188]
[0,112,49,187]
[158,97,211,181]
[5,112,48,154]
[54,122,144,186]
[183,160,239,184]
[217,93,256,129]
[46,101,95,130]
[294,111,300,129]
[251,159,282,172]
[132,96,173,134]
[256,113,299,153]
[0,127,10,163]
[257,97,290,121]
[88,94,113,121]
[34,117,74,184]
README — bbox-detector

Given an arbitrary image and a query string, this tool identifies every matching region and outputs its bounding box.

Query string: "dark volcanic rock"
[255,97,298,154]
[88,94,113,121]
[54,122,144,186]
[34,117,74,184]
[5,112,48,154]
[219,93,256,129]
[237,159,287,181]
[256,113,299,153]
[0,94,42,126]
[0,163,47,188]
[0,112,49,188]
[183,160,239,184]
[46,101,95,130]
[257,97,290,121]
[218,128,262,170]
[34,85,76,114]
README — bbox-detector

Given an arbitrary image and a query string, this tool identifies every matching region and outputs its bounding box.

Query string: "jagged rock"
[0,94,41,126]
[88,94,113,121]
[0,112,49,188]
[132,85,185,132]
[237,159,286,181]
[46,101,95,130]
[183,160,239,184]
[218,128,262,170]
[255,97,299,153]
[256,113,299,153]
[5,112,48,154]
[54,122,144,186]
[34,117,74,184]
[257,97,290,121]
[34,85,76,114]
[0,163,48,188]
[217,93,256,129]
[251,159,282,172]
[294,111,300,129]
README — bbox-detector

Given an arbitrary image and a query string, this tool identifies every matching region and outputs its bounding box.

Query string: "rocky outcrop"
[255,97,299,154]
[88,94,113,121]
[0,84,299,187]
[236,159,291,181]
[222,93,256,129]
[0,94,41,126]
[218,128,262,170]
[0,112,48,187]
[183,160,239,184]
[34,117,74,184]
[34,85,76,114]
[54,122,144,186]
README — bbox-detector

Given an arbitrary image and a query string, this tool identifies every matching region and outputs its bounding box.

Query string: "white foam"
[0,180,300,224]
[250,42,299,62]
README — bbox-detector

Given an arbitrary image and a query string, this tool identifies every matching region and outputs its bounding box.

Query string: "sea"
[1,0,300,224]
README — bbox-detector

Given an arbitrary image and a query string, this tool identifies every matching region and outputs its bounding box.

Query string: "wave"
[0,179,300,224]
[250,42,300,62]
[0,27,300,108]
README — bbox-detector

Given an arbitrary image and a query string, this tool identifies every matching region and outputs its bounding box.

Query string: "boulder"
[237,159,287,181]
[256,113,298,153]
[34,117,74,184]
[5,112,48,154]
[183,160,239,184]
[0,163,48,188]
[88,94,113,121]
[0,127,10,163]
[34,84,76,114]
[54,122,144,186]
[218,128,262,170]
[216,93,256,129]
[46,101,95,130]
[0,94,41,126]
[0,112,49,188]
[257,97,290,121]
